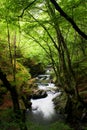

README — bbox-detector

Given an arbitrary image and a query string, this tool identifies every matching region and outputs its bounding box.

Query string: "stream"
[26,67,62,125]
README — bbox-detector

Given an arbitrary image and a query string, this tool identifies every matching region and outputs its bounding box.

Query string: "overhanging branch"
[50,0,87,40]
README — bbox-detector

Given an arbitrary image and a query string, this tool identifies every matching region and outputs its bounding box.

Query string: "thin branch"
[26,32,49,56]
[27,11,59,50]
[18,0,37,17]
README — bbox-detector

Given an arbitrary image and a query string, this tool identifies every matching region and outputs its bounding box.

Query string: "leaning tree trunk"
[0,68,27,130]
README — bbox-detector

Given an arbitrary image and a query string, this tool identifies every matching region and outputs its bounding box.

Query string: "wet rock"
[32,106,38,111]
[23,58,45,77]
[32,89,48,99]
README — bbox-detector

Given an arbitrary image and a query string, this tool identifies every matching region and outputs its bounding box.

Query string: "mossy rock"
[7,62,31,94]
[23,58,45,77]
[53,92,67,114]
[0,59,32,98]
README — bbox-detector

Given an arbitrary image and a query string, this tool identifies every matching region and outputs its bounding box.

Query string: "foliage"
[26,121,73,130]
[50,121,73,130]
[0,108,73,130]
[0,108,19,130]
[0,37,31,95]
[0,0,87,68]
[0,49,31,92]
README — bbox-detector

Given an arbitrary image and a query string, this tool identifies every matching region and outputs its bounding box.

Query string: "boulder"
[23,58,45,77]
[32,89,47,99]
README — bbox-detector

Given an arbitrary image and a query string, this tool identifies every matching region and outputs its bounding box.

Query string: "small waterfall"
[26,67,61,124]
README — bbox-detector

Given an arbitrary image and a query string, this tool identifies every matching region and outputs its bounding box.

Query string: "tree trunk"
[7,22,13,64]
[0,68,28,130]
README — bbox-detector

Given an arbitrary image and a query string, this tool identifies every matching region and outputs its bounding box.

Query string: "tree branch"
[28,11,59,51]
[19,0,37,17]
[50,0,87,40]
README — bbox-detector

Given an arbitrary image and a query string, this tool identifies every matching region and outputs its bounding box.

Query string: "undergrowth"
[0,108,74,130]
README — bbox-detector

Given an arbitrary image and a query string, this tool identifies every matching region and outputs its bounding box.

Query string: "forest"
[0,0,87,130]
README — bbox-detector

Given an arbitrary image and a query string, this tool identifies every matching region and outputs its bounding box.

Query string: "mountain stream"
[26,67,62,125]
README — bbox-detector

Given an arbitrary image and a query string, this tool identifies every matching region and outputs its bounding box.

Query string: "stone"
[32,89,48,99]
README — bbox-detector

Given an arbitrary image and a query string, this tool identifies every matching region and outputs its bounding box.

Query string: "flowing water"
[26,67,62,125]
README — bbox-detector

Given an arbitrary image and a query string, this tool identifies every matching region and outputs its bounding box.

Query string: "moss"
[15,62,31,90]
